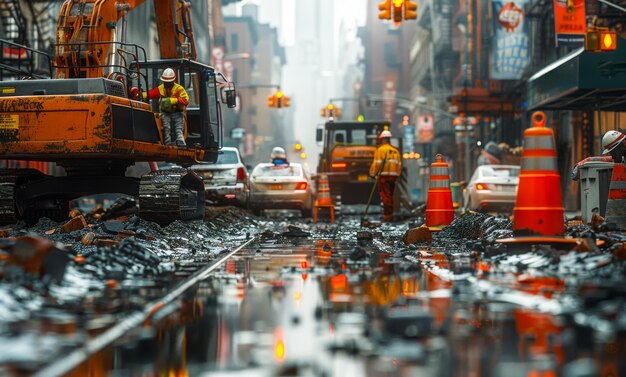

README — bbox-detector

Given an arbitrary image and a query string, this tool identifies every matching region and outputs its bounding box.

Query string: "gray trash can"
[579,161,613,224]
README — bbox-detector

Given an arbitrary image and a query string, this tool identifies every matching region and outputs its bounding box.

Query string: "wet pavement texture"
[0,206,626,376]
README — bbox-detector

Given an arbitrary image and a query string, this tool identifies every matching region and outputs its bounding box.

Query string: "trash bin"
[450,182,460,209]
[579,161,613,224]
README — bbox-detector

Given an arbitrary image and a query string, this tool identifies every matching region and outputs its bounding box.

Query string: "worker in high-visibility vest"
[369,130,402,222]
[131,68,190,147]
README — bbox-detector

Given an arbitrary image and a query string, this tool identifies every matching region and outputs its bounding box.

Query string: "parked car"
[249,162,314,217]
[190,147,249,207]
[463,165,520,213]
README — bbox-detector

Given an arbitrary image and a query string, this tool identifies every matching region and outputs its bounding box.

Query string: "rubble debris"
[3,236,68,282]
[281,225,310,237]
[102,220,124,235]
[100,197,138,221]
[349,246,368,261]
[356,231,373,241]
[438,211,512,240]
[402,225,432,245]
[384,306,433,339]
[60,215,88,234]
[81,232,96,245]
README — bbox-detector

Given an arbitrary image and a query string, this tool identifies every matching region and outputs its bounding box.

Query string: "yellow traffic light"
[327,103,334,111]
[295,143,302,151]
[267,94,276,107]
[300,152,307,159]
[392,0,403,22]
[357,114,364,122]
[276,91,283,98]
[404,0,417,20]
[601,31,617,51]
[378,0,391,20]
[585,30,617,52]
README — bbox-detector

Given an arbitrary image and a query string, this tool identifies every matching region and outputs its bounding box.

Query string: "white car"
[249,162,314,217]
[463,165,520,213]
[190,147,249,207]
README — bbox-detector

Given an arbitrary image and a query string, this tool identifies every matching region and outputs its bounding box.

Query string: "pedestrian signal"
[378,0,391,19]
[404,1,417,19]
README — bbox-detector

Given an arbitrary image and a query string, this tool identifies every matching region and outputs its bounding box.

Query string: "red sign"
[553,0,586,46]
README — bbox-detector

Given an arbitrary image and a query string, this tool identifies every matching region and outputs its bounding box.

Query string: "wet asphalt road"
[1,205,626,377]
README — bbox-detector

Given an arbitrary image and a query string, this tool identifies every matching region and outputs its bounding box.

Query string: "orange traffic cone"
[605,163,626,229]
[513,112,565,236]
[426,154,454,229]
[314,173,335,223]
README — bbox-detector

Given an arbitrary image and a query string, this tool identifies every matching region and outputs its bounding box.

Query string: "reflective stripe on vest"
[521,156,558,171]
[524,135,555,150]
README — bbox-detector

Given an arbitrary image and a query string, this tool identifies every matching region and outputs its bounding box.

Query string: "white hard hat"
[379,130,392,139]
[160,68,176,82]
[270,146,286,159]
[602,130,626,154]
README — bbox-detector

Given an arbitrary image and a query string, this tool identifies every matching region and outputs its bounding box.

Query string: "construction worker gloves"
[159,97,178,113]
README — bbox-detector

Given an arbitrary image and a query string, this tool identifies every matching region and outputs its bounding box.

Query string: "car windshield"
[481,166,520,178]
[253,164,302,177]
[216,150,239,165]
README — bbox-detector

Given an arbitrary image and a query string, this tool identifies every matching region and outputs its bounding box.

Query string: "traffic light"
[267,94,276,107]
[294,143,302,151]
[320,107,327,117]
[392,0,403,23]
[378,0,391,20]
[585,29,617,52]
[283,95,290,107]
[275,91,284,108]
[566,0,574,13]
[404,0,417,20]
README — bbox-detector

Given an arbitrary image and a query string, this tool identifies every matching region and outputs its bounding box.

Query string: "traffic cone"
[426,154,454,229]
[604,163,626,229]
[314,173,335,223]
[513,112,565,236]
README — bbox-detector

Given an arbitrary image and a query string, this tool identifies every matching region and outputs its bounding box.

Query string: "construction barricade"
[314,173,335,223]
[425,154,454,230]
[513,112,564,237]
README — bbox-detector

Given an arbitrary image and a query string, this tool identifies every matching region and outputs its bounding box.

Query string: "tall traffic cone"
[604,163,626,229]
[513,112,564,236]
[314,173,335,223]
[426,154,454,229]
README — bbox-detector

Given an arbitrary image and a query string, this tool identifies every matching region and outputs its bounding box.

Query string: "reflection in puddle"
[63,238,626,377]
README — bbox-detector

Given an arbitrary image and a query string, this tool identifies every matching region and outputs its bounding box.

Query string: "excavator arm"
[55,0,197,79]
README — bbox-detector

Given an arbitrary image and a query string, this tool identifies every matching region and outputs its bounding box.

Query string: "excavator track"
[138,168,205,225]
[0,169,69,225]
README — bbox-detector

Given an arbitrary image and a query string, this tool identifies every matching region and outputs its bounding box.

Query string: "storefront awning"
[528,37,626,111]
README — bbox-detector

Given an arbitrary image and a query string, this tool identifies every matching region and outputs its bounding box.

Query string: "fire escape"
[0,0,54,80]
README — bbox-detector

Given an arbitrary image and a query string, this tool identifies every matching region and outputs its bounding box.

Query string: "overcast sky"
[234,0,367,46]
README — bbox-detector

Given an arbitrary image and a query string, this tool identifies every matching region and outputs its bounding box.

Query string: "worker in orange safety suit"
[131,68,190,147]
[369,130,402,222]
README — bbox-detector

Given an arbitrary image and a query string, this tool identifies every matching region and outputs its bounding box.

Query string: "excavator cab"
[131,59,235,161]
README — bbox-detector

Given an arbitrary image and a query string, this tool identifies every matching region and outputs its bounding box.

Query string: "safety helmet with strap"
[602,130,626,155]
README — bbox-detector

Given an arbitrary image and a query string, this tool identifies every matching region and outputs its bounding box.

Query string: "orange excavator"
[0,0,236,224]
